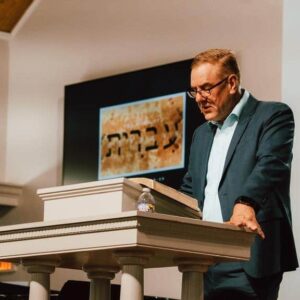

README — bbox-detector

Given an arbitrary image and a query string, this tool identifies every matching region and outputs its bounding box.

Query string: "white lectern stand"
[0,178,255,300]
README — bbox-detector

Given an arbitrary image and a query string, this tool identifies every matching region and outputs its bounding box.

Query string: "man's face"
[190,62,237,122]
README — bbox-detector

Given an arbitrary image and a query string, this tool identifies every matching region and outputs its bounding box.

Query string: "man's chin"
[203,113,217,121]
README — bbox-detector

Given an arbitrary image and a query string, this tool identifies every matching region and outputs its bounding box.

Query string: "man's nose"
[195,92,206,103]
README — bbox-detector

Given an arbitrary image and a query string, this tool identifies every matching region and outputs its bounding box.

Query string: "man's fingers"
[250,223,265,239]
[242,220,265,239]
[226,218,265,239]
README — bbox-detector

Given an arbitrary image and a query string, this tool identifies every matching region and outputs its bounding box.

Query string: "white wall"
[1,0,298,299]
[279,0,300,299]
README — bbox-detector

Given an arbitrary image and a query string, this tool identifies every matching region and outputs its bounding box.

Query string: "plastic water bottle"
[136,187,155,212]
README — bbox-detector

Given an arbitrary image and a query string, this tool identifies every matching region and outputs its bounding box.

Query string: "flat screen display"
[63,59,205,189]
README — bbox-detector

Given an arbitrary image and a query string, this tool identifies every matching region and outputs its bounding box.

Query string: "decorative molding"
[0,217,138,243]
[10,0,42,38]
[0,0,41,41]
[0,183,22,207]
[38,177,140,201]
[0,31,10,40]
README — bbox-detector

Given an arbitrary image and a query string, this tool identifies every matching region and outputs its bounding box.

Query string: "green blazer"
[181,95,298,278]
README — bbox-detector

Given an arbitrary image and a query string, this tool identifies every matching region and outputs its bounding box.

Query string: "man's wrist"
[235,197,259,212]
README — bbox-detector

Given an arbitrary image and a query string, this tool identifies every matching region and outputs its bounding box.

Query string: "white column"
[83,265,119,300]
[176,258,213,300]
[23,260,59,300]
[114,250,152,300]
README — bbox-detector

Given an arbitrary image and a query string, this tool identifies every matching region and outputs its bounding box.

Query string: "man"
[181,49,298,300]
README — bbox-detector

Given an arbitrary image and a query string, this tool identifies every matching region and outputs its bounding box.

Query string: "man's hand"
[227,203,265,239]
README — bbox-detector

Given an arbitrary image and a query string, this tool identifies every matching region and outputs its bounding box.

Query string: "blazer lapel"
[221,95,259,179]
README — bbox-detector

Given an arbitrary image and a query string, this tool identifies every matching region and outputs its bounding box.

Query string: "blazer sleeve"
[180,131,196,197]
[237,103,294,207]
[180,169,194,196]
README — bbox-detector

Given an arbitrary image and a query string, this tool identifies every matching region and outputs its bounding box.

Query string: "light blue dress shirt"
[202,90,249,222]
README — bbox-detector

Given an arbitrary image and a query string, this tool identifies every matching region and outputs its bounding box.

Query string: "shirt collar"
[209,88,249,128]
[231,88,249,119]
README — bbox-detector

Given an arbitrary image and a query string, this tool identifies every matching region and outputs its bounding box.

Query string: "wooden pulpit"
[0,178,255,300]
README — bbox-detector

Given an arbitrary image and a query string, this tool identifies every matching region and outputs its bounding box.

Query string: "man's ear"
[228,74,239,94]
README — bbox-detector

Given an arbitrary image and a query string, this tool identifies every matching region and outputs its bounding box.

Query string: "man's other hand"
[227,203,265,239]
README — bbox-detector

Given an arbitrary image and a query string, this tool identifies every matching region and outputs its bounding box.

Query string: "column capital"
[22,258,60,274]
[175,257,214,273]
[114,250,153,266]
[83,265,120,280]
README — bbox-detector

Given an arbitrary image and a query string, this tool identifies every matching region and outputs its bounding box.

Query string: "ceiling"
[0,0,33,33]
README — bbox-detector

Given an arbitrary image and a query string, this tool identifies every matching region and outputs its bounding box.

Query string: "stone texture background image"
[99,93,185,178]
